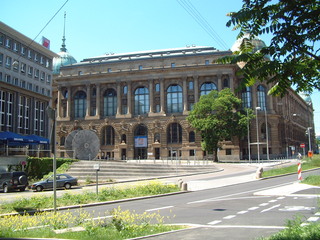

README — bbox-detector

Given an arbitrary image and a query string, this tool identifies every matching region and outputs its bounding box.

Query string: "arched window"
[257,85,267,110]
[134,87,149,115]
[121,134,126,143]
[241,86,252,108]
[223,78,229,88]
[74,91,86,118]
[103,89,117,116]
[154,133,160,143]
[189,131,195,142]
[200,82,217,96]
[102,126,115,145]
[167,123,182,143]
[261,123,271,140]
[167,84,183,113]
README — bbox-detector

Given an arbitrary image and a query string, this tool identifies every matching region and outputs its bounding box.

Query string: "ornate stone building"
[53,43,315,161]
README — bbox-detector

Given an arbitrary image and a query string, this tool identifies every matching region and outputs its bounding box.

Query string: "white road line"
[277,197,285,200]
[208,225,285,229]
[261,204,281,213]
[315,212,320,216]
[269,199,278,203]
[237,210,248,214]
[248,207,259,211]
[187,196,269,205]
[223,215,236,219]
[145,206,174,212]
[208,220,222,225]
[307,217,319,222]
[259,203,269,207]
[187,182,295,205]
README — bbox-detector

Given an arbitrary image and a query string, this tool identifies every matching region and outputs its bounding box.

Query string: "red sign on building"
[300,143,305,148]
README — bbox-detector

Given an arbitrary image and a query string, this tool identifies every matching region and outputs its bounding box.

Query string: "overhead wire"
[176,0,229,50]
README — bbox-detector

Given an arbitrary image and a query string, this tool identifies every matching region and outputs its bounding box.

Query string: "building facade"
[0,22,58,148]
[53,45,315,161]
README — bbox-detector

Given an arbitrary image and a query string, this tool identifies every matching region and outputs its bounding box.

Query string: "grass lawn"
[262,155,320,178]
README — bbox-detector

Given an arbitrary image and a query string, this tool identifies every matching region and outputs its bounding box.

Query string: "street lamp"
[307,127,312,153]
[255,107,260,163]
[46,106,57,213]
[246,108,251,162]
[264,108,269,160]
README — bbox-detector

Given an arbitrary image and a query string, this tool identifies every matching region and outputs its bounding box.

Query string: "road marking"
[259,203,269,206]
[145,206,174,212]
[187,196,270,204]
[237,210,248,214]
[277,197,285,200]
[261,204,281,213]
[248,207,259,211]
[307,217,319,222]
[269,199,278,203]
[279,206,315,211]
[223,215,236,219]
[207,225,285,229]
[315,212,320,216]
[208,220,221,225]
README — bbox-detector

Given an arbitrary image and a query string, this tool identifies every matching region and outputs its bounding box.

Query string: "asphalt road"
[71,169,320,240]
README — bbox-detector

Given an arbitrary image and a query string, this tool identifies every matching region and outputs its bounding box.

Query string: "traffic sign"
[300,143,305,148]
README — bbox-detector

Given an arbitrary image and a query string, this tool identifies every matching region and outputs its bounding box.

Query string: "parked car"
[30,173,78,192]
[0,171,28,193]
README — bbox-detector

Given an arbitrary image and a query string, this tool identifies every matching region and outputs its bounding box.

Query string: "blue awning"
[25,135,50,145]
[0,131,32,143]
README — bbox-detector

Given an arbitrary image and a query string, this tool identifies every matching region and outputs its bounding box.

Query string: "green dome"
[231,33,267,53]
[53,51,77,75]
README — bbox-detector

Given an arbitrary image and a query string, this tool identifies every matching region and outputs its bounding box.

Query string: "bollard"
[178,179,183,189]
[256,167,263,179]
[297,162,302,181]
[182,182,188,191]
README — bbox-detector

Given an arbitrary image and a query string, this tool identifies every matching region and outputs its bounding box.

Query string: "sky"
[2,0,319,135]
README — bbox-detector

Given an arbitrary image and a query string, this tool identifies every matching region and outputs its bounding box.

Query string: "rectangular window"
[18,96,24,129]
[139,65,143,70]
[24,98,30,130]
[6,92,13,128]
[20,63,26,73]
[13,42,18,52]
[107,68,112,73]
[34,100,39,131]
[226,149,232,155]
[189,150,195,156]
[14,78,18,86]
[27,83,32,90]
[155,83,160,92]
[28,49,32,59]
[5,38,12,48]
[123,85,128,94]
[171,63,175,68]
[0,35,3,45]
[0,91,5,127]
[46,74,51,84]
[205,60,210,65]
[5,74,11,83]
[13,60,19,71]
[28,66,33,77]
[20,80,26,88]
[46,59,50,68]
[34,53,38,62]
[40,56,44,65]
[5,56,12,68]
[0,53,3,65]
[21,45,25,55]
[40,72,45,81]
[34,69,39,79]
[0,72,2,81]
[189,81,194,90]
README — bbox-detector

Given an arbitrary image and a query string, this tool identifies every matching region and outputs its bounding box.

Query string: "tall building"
[0,22,58,153]
[52,40,315,161]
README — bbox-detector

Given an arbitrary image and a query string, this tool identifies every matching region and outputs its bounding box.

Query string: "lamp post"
[46,106,57,213]
[255,107,261,163]
[246,108,251,162]
[264,108,269,160]
[307,127,312,153]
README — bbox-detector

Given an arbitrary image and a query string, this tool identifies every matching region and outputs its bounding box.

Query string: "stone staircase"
[66,160,220,182]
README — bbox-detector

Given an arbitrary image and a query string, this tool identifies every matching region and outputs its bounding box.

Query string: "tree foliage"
[218,0,320,96]
[187,89,253,161]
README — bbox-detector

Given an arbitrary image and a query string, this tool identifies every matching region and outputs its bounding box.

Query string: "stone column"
[217,74,222,91]
[127,82,132,115]
[194,75,199,103]
[160,78,165,113]
[149,79,154,114]
[116,82,122,117]
[57,87,61,119]
[86,84,91,117]
[95,83,100,118]
[66,86,71,119]
[183,77,188,114]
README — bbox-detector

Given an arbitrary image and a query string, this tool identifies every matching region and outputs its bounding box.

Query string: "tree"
[187,88,254,162]
[218,0,320,96]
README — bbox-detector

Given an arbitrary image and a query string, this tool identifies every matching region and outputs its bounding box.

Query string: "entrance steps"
[66,160,220,182]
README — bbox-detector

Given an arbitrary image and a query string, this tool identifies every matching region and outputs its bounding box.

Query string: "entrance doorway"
[134,124,148,159]
[121,149,126,160]
[155,148,160,160]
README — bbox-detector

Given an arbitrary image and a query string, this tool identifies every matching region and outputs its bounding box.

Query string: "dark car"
[0,171,28,193]
[30,173,78,192]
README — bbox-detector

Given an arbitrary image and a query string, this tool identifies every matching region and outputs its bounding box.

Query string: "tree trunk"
[213,147,219,162]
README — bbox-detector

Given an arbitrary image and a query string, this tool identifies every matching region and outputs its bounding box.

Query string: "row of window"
[0,90,47,135]
[0,52,52,84]
[0,33,52,69]
[66,82,267,119]
[0,72,51,97]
